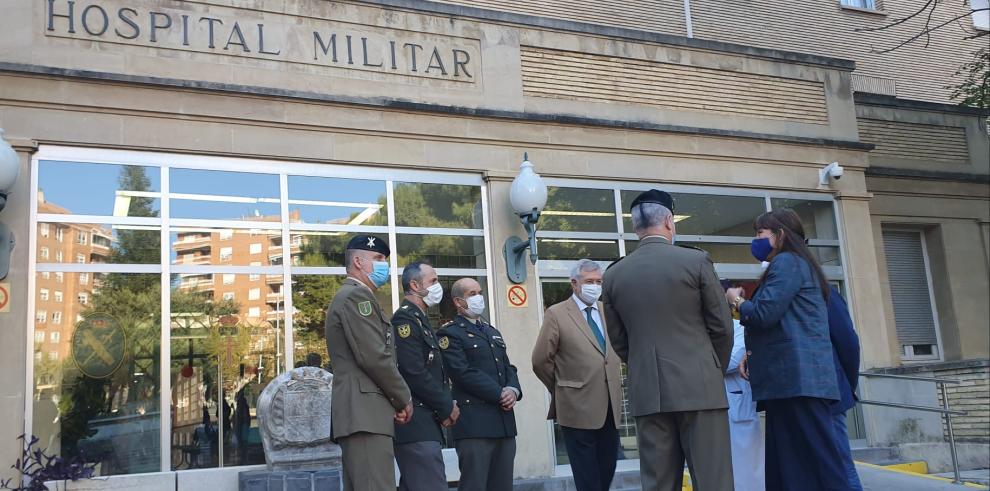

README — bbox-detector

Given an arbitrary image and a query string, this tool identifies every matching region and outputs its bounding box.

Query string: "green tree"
[948,46,989,108]
[856,1,988,108]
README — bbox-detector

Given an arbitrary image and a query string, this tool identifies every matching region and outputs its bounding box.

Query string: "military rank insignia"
[439,336,450,350]
[397,324,411,338]
[358,301,373,317]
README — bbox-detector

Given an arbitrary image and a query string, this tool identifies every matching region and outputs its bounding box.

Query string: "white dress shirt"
[572,294,606,341]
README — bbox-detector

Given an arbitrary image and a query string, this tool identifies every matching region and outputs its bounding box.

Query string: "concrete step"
[853,446,899,463]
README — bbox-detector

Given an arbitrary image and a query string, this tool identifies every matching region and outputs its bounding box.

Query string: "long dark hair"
[754,208,830,301]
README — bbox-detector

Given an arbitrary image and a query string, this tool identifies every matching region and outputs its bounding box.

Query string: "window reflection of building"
[35,192,112,376]
[33,157,491,476]
[173,211,301,323]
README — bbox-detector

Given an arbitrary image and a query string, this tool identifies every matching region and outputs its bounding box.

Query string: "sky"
[38,161,387,223]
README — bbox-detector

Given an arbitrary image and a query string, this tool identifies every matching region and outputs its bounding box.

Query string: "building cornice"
[866,166,990,184]
[854,93,990,117]
[0,63,875,151]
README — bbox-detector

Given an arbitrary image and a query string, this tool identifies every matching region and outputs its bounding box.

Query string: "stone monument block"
[256,366,341,470]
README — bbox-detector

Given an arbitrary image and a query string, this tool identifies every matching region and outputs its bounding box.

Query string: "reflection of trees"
[290,183,482,364]
[55,166,234,474]
[541,187,620,261]
[58,166,162,465]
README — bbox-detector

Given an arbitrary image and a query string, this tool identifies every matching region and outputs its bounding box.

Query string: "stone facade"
[0,0,986,489]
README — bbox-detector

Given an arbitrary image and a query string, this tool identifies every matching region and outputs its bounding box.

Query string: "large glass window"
[32,148,490,475]
[538,181,845,467]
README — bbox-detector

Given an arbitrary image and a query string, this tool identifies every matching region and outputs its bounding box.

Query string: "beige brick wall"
[431,0,687,35]
[673,0,985,105]
[520,46,829,124]
[441,0,986,104]
[934,365,990,443]
[859,119,971,165]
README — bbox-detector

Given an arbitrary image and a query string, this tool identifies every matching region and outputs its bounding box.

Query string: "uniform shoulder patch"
[438,336,450,350]
[397,324,411,338]
[358,301,373,317]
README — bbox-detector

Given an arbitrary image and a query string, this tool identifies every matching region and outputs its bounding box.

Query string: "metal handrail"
[857,372,967,485]
[857,399,967,416]
[860,372,962,384]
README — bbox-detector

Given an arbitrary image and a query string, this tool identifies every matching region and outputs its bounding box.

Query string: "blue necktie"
[585,306,606,352]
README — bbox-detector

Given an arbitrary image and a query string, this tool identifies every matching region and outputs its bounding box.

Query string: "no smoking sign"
[507,285,528,308]
[0,282,9,313]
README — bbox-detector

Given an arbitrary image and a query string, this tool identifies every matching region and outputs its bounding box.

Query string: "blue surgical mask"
[750,237,774,262]
[368,261,390,288]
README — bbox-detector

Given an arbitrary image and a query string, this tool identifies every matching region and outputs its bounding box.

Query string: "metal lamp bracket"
[503,209,540,284]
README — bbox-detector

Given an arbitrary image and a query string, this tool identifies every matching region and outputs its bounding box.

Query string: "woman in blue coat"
[725,209,847,491]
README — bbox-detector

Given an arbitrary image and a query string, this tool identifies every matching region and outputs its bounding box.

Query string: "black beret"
[630,189,675,212]
[346,234,390,257]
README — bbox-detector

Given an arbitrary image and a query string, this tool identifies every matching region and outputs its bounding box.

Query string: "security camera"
[819,162,844,185]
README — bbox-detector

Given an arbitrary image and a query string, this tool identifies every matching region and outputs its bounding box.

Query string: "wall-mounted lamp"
[0,129,20,281]
[503,153,548,284]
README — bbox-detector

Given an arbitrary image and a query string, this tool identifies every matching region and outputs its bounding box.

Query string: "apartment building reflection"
[34,192,113,386]
[172,211,302,321]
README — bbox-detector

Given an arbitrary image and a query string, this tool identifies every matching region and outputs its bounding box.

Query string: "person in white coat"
[725,318,765,491]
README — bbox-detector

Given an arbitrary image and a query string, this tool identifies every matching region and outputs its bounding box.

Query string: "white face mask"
[462,294,486,318]
[422,282,444,307]
[578,283,602,304]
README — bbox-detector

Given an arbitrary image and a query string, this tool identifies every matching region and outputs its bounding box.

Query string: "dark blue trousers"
[764,397,847,491]
[560,404,620,491]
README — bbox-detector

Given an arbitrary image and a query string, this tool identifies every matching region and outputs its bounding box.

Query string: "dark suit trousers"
[395,440,447,491]
[764,397,847,491]
[455,437,515,491]
[635,409,733,491]
[561,404,620,491]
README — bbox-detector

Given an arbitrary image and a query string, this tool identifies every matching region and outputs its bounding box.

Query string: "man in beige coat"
[325,235,413,491]
[533,259,623,491]
[602,190,734,491]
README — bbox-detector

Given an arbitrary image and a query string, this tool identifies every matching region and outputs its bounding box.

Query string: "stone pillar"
[0,137,37,487]
[484,172,554,479]
[835,193,895,369]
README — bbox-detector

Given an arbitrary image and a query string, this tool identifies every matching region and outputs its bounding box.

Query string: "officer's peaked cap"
[630,189,675,213]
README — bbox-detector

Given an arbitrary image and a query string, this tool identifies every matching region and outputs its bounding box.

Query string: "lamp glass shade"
[509,159,548,215]
[0,129,20,193]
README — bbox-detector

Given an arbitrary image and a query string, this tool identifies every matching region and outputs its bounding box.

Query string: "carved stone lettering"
[43,0,481,84]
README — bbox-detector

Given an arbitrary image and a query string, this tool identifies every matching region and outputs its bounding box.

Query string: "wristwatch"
[733,296,746,309]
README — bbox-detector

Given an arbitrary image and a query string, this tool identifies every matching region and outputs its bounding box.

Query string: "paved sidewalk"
[860,463,990,490]
[933,469,990,487]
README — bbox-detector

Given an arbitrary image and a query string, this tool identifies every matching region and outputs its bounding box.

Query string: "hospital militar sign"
[43,0,480,83]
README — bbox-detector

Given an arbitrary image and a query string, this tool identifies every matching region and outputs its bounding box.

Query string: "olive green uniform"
[325,277,412,491]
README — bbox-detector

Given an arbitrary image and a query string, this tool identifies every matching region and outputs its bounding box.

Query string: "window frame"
[882,227,944,363]
[27,145,494,475]
[534,177,848,471]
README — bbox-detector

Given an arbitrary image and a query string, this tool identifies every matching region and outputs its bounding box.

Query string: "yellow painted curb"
[883,461,929,474]
[856,462,989,489]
